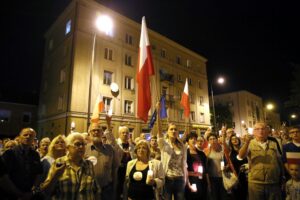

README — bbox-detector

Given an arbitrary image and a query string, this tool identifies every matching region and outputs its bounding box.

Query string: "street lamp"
[264,103,274,122]
[87,15,113,130]
[210,76,225,132]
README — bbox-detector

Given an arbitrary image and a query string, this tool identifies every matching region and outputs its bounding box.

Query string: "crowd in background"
[0,106,300,200]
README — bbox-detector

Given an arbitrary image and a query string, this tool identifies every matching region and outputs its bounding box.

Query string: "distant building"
[38,0,211,139]
[265,111,281,130]
[0,102,37,138]
[213,90,265,135]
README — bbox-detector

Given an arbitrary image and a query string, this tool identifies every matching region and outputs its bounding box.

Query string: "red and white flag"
[286,152,300,165]
[180,78,190,118]
[137,17,155,122]
[91,94,104,123]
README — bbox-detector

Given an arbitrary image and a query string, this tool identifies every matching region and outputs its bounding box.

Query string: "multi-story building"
[38,0,210,139]
[0,102,37,138]
[213,90,265,135]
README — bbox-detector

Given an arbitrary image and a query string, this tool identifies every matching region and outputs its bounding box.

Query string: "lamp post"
[87,15,113,130]
[210,76,225,132]
[264,103,274,124]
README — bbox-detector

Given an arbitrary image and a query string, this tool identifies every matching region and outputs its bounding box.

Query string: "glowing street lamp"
[291,114,297,119]
[211,76,226,132]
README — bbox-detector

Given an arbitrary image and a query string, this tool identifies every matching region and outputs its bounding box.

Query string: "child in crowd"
[286,164,300,200]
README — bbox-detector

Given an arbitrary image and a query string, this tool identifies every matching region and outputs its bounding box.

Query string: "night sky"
[1,0,299,119]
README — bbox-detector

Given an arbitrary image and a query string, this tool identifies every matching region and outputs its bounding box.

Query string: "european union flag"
[149,110,157,129]
[160,95,168,119]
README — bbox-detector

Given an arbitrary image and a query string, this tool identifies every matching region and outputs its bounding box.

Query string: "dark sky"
[1,0,299,117]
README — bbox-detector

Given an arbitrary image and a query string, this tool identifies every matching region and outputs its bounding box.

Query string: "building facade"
[0,102,37,138]
[213,90,265,135]
[38,0,210,139]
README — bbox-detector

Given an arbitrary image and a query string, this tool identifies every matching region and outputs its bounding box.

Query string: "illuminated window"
[124,100,133,114]
[65,19,71,35]
[104,48,113,60]
[103,71,113,85]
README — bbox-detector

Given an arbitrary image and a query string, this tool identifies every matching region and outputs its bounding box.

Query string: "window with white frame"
[200,112,205,123]
[104,48,113,60]
[103,97,112,112]
[125,76,134,90]
[22,112,32,123]
[199,96,204,106]
[103,71,113,85]
[125,54,132,66]
[124,100,133,114]
[60,68,66,83]
[190,111,195,121]
[125,33,133,45]
[65,19,71,35]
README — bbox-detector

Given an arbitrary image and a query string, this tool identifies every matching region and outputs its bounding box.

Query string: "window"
[125,76,134,90]
[188,78,192,85]
[191,111,195,121]
[65,19,71,35]
[22,112,31,123]
[60,69,66,83]
[58,96,63,110]
[200,112,205,123]
[125,54,132,66]
[104,48,113,60]
[103,97,112,112]
[125,33,133,45]
[124,100,133,114]
[176,56,181,65]
[186,59,191,68]
[190,93,195,104]
[199,96,204,106]
[103,71,113,85]
[179,110,184,120]
[160,49,166,58]
[0,109,11,123]
[198,80,203,89]
[177,74,182,82]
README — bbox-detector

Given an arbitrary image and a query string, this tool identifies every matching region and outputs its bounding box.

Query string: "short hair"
[207,133,218,140]
[65,132,84,146]
[134,140,151,159]
[19,127,37,137]
[119,126,129,133]
[150,136,157,140]
[186,132,198,142]
[88,123,103,133]
[289,126,300,132]
[39,137,51,145]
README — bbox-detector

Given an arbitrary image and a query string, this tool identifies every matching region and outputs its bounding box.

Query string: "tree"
[210,103,233,130]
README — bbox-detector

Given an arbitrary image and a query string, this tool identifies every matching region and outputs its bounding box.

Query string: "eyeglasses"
[71,142,86,148]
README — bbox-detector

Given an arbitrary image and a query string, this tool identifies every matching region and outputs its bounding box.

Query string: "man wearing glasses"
[238,122,284,200]
[85,122,118,200]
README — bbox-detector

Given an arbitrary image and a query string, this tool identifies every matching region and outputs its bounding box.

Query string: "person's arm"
[238,134,253,159]
[156,102,163,138]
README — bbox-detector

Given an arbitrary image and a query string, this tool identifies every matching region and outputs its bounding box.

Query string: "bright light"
[110,82,119,92]
[241,120,245,124]
[291,114,297,119]
[266,103,274,110]
[217,77,225,84]
[71,121,76,128]
[95,15,113,36]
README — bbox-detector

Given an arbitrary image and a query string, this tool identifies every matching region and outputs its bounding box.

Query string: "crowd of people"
[0,105,300,200]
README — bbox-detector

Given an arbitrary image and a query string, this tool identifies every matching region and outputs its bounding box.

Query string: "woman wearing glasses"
[41,132,100,200]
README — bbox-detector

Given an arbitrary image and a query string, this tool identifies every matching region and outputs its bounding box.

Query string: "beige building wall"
[38,0,211,139]
[214,90,264,135]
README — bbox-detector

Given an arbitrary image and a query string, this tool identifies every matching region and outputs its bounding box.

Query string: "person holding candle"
[185,132,209,200]
[124,140,164,200]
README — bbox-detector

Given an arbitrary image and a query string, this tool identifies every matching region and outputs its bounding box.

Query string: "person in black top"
[185,132,209,200]
[2,128,43,200]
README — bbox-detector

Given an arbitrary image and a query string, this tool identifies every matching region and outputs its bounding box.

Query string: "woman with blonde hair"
[41,135,66,181]
[124,140,164,200]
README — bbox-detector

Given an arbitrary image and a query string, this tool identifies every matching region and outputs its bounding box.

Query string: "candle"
[146,169,154,184]
[198,165,203,179]
[221,161,225,170]
[191,184,197,192]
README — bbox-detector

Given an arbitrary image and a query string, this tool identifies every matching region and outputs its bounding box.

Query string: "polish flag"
[137,17,155,122]
[180,78,190,118]
[91,94,104,123]
[286,152,300,165]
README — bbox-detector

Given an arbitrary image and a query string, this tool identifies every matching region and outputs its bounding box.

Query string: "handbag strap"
[223,143,238,177]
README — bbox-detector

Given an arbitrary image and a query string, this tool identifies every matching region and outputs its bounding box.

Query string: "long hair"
[46,135,66,159]
[166,123,183,148]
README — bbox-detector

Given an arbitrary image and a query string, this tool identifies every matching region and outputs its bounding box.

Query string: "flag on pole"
[180,78,190,118]
[91,94,104,123]
[137,16,155,122]
[149,110,157,129]
[160,95,168,119]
